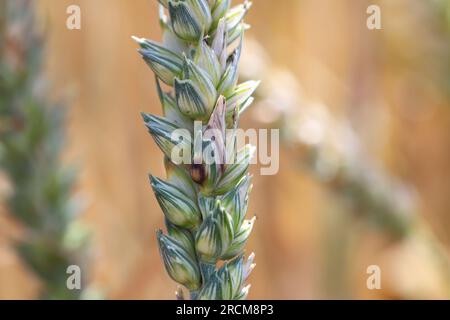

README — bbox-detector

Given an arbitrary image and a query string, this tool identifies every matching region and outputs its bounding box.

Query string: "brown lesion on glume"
[190,163,206,185]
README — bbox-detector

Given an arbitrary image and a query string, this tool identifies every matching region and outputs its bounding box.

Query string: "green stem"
[189,290,199,300]
[199,262,216,284]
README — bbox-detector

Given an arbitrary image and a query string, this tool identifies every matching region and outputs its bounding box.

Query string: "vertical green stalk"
[0,0,90,299]
[134,0,258,299]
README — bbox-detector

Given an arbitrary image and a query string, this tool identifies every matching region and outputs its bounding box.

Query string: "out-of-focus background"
[1,0,449,299]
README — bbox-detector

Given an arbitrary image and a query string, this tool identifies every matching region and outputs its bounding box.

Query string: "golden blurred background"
[1,0,450,299]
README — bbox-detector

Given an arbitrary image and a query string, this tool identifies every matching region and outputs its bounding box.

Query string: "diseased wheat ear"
[134,0,258,300]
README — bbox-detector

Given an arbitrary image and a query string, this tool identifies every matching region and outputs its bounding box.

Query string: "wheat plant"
[133,0,258,300]
[0,0,90,299]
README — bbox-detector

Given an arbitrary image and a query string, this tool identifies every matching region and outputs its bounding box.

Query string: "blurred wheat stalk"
[0,0,91,299]
[242,38,450,298]
[133,0,258,299]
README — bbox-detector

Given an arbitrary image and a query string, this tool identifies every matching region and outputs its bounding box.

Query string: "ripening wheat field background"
[0,0,449,299]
